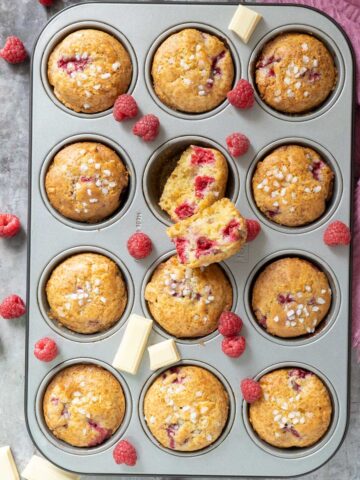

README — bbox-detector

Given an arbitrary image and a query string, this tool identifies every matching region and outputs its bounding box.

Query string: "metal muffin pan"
[26,2,354,477]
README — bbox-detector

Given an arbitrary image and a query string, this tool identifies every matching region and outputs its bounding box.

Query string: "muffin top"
[252,145,334,227]
[46,253,127,334]
[255,33,336,114]
[159,145,228,222]
[252,257,332,338]
[45,142,129,223]
[144,366,229,451]
[249,368,332,448]
[43,364,125,447]
[48,29,132,113]
[145,255,232,338]
[152,28,234,113]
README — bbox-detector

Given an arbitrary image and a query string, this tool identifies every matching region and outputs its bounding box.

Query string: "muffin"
[255,33,336,114]
[48,29,132,113]
[152,28,234,113]
[145,255,232,338]
[252,258,332,338]
[45,142,129,223]
[167,198,247,268]
[43,364,125,447]
[252,145,334,227]
[249,368,332,448]
[159,145,228,222]
[46,253,127,334]
[144,366,229,451]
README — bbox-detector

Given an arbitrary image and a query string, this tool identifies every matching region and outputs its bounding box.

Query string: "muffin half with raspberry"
[152,28,234,113]
[43,364,125,447]
[159,145,228,222]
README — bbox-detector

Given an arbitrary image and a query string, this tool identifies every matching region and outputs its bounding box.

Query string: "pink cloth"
[261,0,360,352]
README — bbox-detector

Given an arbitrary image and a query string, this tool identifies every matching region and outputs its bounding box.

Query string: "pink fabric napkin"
[260,0,360,353]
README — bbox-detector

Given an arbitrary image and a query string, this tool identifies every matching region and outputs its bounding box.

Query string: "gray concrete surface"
[0,0,358,478]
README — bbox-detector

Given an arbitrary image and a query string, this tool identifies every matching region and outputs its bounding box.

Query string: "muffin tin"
[26,2,354,477]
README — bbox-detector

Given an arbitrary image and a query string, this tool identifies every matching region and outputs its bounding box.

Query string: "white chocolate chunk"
[113,314,153,374]
[0,446,19,480]
[148,339,181,370]
[228,5,262,44]
[22,455,79,480]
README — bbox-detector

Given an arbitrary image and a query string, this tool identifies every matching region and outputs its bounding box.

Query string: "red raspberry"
[0,214,21,238]
[127,232,152,259]
[39,0,53,5]
[323,221,351,246]
[113,94,138,121]
[174,202,196,220]
[132,114,160,141]
[113,440,137,466]
[0,36,27,64]
[221,335,246,358]
[246,219,261,242]
[218,311,243,336]
[226,133,250,157]
[227,79,255,109]
[240,378,262,403]
[34,337,58,362]
[0,294,25,319]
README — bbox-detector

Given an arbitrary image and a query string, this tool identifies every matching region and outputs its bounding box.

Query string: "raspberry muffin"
[48,29,132,113]
[43,364,125,447]
[252,258,332,338]
[167,198,247,268]
[145,255,232,338]
[46,253,127,334]
[45,142,129,223]
[252,145,334,227]
[159,145,228,222]
[144,366,229,451]
[255,33,336,114]
[249,368,332,448]
[152,28,234,113]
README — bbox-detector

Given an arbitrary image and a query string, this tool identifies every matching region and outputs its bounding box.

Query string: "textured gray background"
[0,0,359,478]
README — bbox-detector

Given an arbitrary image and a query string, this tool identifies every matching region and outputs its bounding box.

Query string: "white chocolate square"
[228,5,262,44]
[0,446,19,480]
[148,339,181,370]
[113,314,153,374]
[22,455,80,480]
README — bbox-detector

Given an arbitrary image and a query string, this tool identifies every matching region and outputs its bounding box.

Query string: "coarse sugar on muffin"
[46,253,127,334]
[45,142,129,223]
[48,29,132,113]
[249,368,332,448]
[252,257,332,338]
[151,28,234,113]
[144,255,233,338]
[43,364,125,447]
[144,366,229,451]
[159,145,228,222]
[252,145,334,227]
[255,33,336,114]
[167,198,247,268]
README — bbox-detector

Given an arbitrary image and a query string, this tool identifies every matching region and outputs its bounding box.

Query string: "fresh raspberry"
[0,36,27,64]
[323,221,351,246]
[0,214,21,238]
[34,337,58,362]
[246,219,261,242]
[221,335,246,358]
[226,133,250,157]
[132,114,160,141]
[39,0,54,5]
[113,440,137,466]
[227,79,255,109]
[0,294,25,319]
[218,311,243,336]
[240,378,262,403]
[127,232,152,259]
[113,94,138,121]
